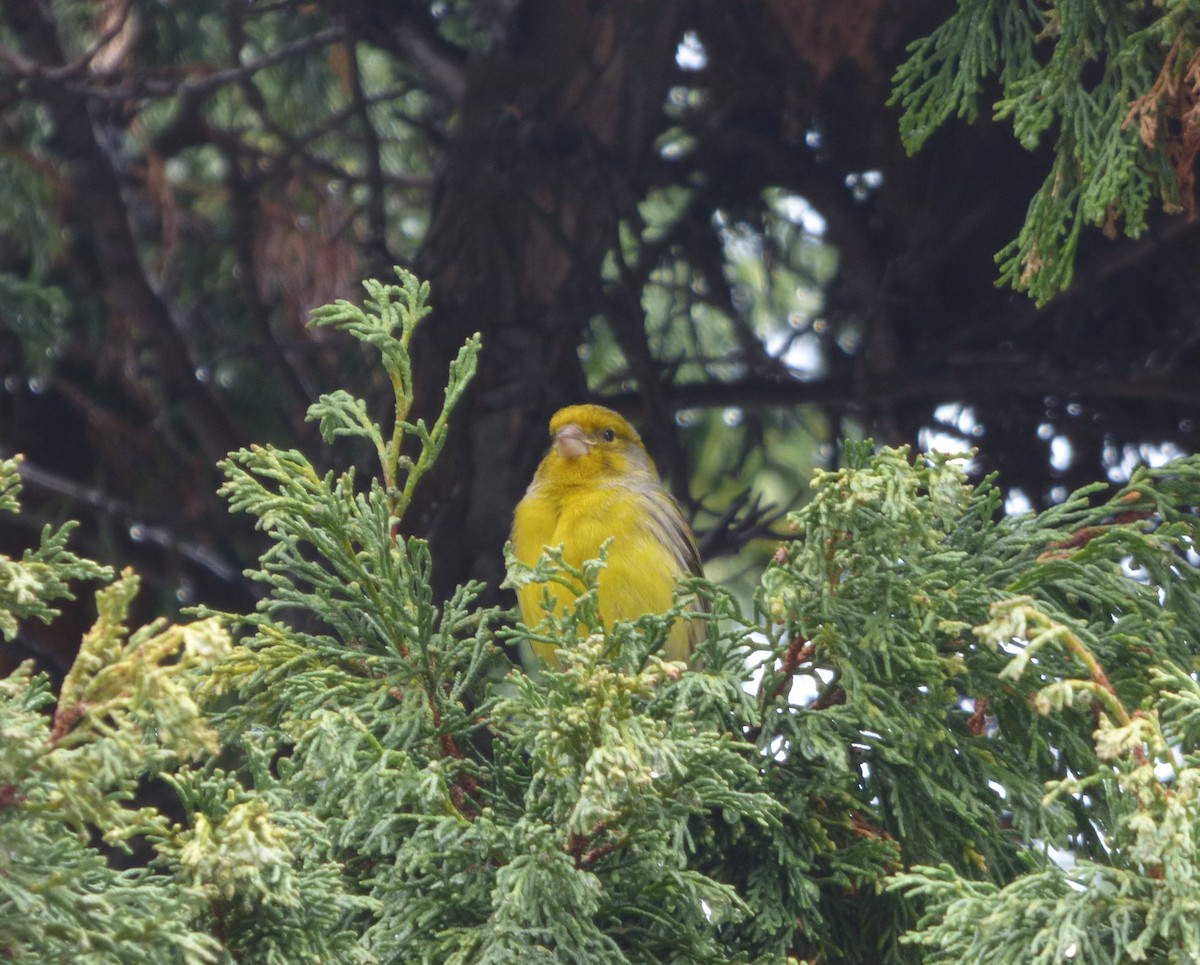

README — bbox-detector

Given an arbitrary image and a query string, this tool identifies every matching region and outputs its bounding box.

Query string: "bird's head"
[541,404,658,485]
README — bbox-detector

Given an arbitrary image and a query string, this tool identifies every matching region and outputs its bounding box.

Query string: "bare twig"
[11,454,242,585]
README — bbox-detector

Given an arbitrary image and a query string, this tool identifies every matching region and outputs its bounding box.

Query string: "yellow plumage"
[511,404,706,665]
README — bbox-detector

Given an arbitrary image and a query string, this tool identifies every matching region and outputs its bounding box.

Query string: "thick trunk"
[398,0,688,599]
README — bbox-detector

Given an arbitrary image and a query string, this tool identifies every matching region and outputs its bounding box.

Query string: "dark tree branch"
[0,0,133,82]
[11,455,243,586]
[602,365,1200,418]
[224,149,321,437]
[696,488,788,562]
[349,2,468,104]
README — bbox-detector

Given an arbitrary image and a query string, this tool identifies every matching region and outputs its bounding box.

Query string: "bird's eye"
[602,428,616,442]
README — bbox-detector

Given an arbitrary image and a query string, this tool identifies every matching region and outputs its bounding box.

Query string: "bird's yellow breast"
[512,481,689,663]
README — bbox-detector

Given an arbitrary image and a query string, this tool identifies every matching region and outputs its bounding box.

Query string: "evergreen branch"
[394,333,480,520]
[894,1,1196,301]
[307,267,480,518]
[9,267,1200,960]
[0,456,112,640]
[891,0,1042,153]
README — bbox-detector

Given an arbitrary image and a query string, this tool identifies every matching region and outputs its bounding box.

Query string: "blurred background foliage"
[2,0,1198,676]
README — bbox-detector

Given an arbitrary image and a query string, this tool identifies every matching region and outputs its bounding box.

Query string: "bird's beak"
[554,423,592,459]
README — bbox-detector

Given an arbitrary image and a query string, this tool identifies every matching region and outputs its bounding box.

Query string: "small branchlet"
[306,268,481,519]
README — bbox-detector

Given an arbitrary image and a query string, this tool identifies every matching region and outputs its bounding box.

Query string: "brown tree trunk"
[397,0,688,599]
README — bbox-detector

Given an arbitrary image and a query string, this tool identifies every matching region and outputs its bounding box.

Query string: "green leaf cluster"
[0,456,111,640]
[204,270,795,961]
[761,442,1200,959]
[892,1,1194,302]
[3,270,1200,962]
[0,555,233,962]
[890,617,1200,964]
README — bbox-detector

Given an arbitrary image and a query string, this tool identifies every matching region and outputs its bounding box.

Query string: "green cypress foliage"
[892,2,1196,303]
[2,270,1199,962]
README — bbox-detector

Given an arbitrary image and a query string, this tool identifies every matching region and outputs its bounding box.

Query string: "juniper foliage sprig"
[209,269,489,743]
[306,270,478,518]
[0,454,110,639]
[0,533,230,962]
[760,442,1200,961]
[891,2,1195,302]
[197,269,509,959]
[885,456,1200,963]
[196,268,796,961]
[891,620,1200,963]
[5,270,1200,962]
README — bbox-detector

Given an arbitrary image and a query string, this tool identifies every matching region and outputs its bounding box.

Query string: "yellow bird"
[511,404,707,665]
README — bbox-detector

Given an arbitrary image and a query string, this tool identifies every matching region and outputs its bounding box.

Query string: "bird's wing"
[642,486,710,615]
